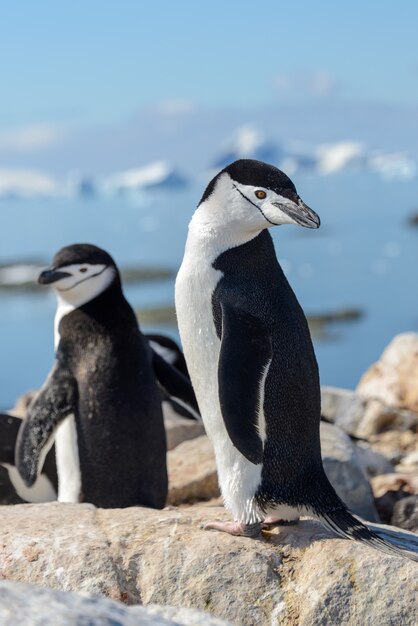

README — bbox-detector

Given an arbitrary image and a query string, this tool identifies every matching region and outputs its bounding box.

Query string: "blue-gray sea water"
[1,171,417,409]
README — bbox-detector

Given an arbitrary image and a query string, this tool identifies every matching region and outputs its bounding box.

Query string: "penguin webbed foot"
[204,520,262,537]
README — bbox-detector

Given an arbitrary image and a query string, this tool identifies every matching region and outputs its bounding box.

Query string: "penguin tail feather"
[318,508,418,563]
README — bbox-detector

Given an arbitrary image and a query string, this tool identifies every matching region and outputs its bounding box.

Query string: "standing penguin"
[175,159,417,560]
[16,243,168,508]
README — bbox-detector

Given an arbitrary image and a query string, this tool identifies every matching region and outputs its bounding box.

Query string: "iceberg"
[212,125,280,168]
[101,161,187,194]
[315,142,365,174]
[367,152,416,180]
[0,168,58,199]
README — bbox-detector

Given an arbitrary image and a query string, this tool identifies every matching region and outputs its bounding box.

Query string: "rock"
[401,450,418,466]
[163,408,206,451]
[391,495,418,533]
[353,401,418,438]
[355,442,394,478]
[320,422,379,521]
[367,430,418,465]
[0,503,417,626]
[168,436,219,505]
[371,473,418,524]
[146,605,233,625]
[0,580,231,626]
[372,473,418,498]
[321,386,369,435]
[7,390,36,418]
[357,333,418,414]
[321,386,418,438]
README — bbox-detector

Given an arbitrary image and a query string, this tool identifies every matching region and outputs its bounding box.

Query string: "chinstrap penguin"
[146,333,200,420]
[16,243,168,508]
[0,412,57,503]
[175,159,418,561]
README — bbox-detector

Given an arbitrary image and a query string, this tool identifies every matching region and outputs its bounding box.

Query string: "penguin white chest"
[175,251,222,436]
[175,233,263,523]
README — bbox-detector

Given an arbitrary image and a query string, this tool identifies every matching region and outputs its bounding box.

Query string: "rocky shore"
[1,332,418,625]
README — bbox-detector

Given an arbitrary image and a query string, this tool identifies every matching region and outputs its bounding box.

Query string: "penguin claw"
[204,520,262,537]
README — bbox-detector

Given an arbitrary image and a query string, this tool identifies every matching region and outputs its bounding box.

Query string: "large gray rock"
[355,442,394,478]
[0,503,417,626]
[321,386,418,438]
[391,495,418,533]
[0,580,231,625]
[320,422,379,521]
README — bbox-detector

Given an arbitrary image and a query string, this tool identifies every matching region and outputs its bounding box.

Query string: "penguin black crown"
[16,243,168,508]
[175,159,418,562]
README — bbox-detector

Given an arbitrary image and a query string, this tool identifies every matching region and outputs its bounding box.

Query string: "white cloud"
[0,124,64,152]
[273,70,337,98]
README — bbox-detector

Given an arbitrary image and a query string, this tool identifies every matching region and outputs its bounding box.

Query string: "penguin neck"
[187,203,265,262]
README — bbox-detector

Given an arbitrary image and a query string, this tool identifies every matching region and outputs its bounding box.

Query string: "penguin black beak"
[272,198,321,229]
[38,268,72,285]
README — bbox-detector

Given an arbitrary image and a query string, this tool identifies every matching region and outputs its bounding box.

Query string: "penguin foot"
[204,520,262,537]
[261,516,300,529]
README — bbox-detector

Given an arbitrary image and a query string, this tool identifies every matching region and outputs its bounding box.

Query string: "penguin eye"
[79,267,88,273]
[255,190,267,200]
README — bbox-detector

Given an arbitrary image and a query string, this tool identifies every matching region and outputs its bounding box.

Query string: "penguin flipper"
[150,349,200,420]
[218,301,272,465]
[146,333,189,378]
[15,362,78,488]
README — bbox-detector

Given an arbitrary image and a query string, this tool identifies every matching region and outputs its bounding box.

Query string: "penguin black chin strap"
[232,184,279,226]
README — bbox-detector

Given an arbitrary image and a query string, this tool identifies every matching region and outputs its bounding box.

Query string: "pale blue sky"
[1,0,417,127]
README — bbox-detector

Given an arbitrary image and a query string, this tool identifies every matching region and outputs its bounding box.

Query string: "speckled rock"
[0,503,416,626]
[0,580,232,625]
[357,333,418,414]
[167,435,219,505]
[366,430,418,465]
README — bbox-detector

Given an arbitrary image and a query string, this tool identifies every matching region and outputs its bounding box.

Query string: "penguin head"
[198,159,320,232]
[38,243,120,307]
